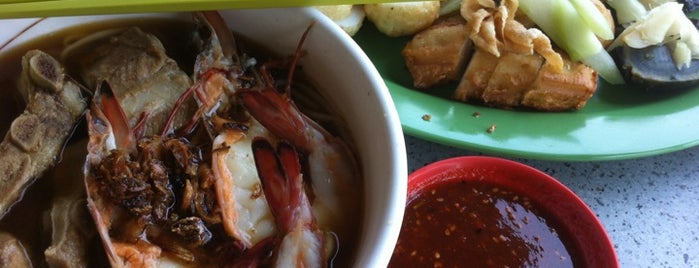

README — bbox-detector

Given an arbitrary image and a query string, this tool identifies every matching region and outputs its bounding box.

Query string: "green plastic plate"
[354,23,699,161]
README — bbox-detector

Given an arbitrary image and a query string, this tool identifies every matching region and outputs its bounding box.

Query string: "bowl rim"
[406,156,619,267]
[292,7,408,267]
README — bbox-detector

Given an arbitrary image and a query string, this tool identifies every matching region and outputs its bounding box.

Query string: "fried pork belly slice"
[455,50,597,111]
[402,20,472,89]
[481,51,543,108]
[453,0,597,111]
[522,61,598,111]
[0,50,86,219]
[454,49,498,102]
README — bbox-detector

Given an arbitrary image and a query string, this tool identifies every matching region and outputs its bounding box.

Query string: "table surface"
[405,135,699,268]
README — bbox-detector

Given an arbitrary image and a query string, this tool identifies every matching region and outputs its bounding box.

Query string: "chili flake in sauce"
[389,180,581,268]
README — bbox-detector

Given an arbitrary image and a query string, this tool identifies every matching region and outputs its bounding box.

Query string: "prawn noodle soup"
[0,13,363,267]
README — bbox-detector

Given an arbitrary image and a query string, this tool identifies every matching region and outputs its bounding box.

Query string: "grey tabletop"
[405,135,699,268]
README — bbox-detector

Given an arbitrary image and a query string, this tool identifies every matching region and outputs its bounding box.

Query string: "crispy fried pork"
[481,51,544,108]
[523,60,598,111]
[402,18,472,89]
[455,48,597,111]
[454,49,498,102]
[405,0,600,111]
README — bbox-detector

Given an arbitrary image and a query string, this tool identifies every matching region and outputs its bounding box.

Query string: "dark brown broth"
[389,180,582,268]
[0,18,200,268]
[0,17,361,267]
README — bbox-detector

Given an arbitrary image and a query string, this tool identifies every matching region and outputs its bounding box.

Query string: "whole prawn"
[184,14,358,265]
[83,10,357,267]
[186,14,357,265]
[237,24,362,241]
[252,138,334,268]
[82,12,270,266]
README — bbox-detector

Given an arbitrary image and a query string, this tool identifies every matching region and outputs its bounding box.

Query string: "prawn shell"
[84,107,162,267]
[214,119,278,247]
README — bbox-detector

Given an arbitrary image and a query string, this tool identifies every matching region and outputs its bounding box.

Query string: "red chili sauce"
[389,179,582,268]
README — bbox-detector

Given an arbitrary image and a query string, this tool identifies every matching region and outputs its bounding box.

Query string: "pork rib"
[0,50,86,219]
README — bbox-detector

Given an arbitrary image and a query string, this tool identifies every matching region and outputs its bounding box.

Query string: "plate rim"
[354,23,699,162]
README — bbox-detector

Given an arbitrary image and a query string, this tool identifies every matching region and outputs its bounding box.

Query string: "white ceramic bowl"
[0,8,407,267]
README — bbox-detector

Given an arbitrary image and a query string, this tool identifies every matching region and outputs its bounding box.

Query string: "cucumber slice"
[606,0,648,25]
[553,0,624,84]
[551,0,601,60]
[569,0,614,40]
[519,0,558,40]
[439,0,461,15]
[581,50,626,85]
[521,0,625,84]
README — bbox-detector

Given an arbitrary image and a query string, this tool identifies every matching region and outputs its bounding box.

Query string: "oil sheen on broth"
[0,18,361,267]
[389,180,582,267]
